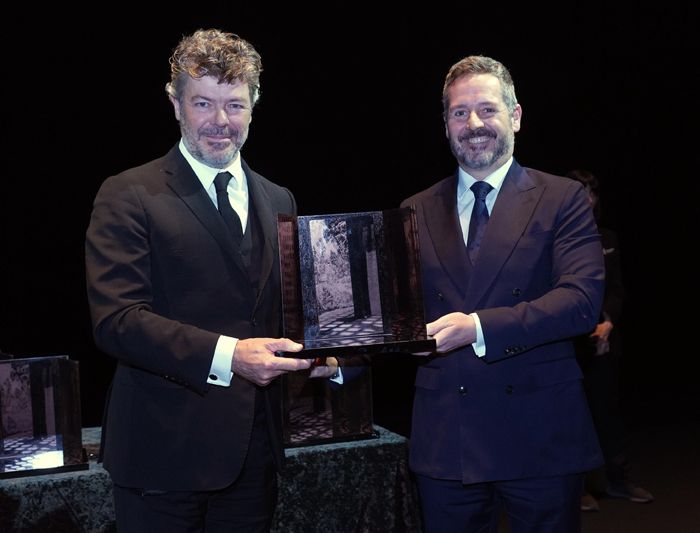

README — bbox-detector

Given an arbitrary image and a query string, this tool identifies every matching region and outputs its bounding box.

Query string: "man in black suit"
[85,28,337,532]
[401,55,605,532]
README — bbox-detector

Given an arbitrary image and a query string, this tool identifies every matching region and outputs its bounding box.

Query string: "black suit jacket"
[85,144,296,490]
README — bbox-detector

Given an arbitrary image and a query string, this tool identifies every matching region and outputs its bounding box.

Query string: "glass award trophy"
[276,206,435,358]
[0,355,87,478]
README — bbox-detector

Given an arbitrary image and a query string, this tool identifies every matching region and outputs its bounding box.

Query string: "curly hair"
[166,29,262,105]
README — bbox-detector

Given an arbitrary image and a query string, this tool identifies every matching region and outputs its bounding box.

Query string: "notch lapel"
[163,151,247,275]
[242,163,276,309]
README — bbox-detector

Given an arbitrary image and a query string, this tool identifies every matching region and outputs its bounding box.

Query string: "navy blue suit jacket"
[401,160,605,484]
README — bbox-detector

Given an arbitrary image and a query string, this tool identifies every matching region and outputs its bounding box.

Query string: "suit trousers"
[416,472,584,533]
[113,392,277,533]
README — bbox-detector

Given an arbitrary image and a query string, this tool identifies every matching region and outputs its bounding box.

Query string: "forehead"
[182,75,250,101]
[447,73,504,106]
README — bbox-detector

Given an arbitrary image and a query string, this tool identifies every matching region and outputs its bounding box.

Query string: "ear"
[512,104,522,133]
[168,93,181,121]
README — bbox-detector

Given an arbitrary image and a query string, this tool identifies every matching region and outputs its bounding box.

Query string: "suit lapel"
[242,161,275,307]
[162,147,247,275]
[423,175,472,298]
[465,161,541,306]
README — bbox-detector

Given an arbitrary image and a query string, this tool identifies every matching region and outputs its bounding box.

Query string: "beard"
[449,127,513,172]
[181,121,249,168]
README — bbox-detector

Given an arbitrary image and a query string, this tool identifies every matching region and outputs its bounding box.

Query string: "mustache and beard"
[449,127,513,172]
[181,123,249,169]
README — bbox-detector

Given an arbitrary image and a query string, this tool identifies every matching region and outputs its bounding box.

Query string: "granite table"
[1,426,421,532]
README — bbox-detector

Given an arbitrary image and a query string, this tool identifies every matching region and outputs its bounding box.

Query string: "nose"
[465,111,484,130]
[213,106,229,126]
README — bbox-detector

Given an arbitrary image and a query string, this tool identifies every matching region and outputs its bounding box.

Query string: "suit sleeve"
[476,182,605,362]
[85,176,218,394]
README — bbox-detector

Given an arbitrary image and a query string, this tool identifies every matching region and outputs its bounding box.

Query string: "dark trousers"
[416,472,584,533]
[113,408,277,533]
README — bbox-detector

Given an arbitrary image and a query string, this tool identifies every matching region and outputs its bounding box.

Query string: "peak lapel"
[423,176,472,298]
[465,163,541,307]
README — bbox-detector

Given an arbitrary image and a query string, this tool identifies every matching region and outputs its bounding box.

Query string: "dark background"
[1,5,696,433]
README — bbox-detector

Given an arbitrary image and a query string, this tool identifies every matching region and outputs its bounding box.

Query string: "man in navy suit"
[85,29,337,532]
[401,55,605,532]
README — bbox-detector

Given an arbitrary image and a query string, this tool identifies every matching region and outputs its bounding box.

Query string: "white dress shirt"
[179,141,247,386]
[456,157,513,357]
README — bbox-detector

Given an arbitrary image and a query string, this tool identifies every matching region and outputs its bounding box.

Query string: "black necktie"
[467,181,494,263]
[214,171,243,246]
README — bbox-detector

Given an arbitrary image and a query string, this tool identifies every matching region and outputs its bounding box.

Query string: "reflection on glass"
[0,355,86,478]
[282,364,376,447]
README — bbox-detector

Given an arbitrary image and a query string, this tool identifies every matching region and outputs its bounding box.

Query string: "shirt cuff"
[329,367,344,385]
[470,312,486,357]
[207,336,237,386]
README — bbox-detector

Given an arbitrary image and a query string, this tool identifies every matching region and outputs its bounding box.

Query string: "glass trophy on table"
[276,206,434,446]
[0,355,87,478]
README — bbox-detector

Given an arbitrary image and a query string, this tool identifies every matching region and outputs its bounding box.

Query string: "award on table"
[276,206,435,358]
[0,355,87,478]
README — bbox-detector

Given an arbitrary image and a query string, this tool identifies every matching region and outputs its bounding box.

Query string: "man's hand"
[232,338,311,386]
[425,312,477,353]
[591,320,613,356]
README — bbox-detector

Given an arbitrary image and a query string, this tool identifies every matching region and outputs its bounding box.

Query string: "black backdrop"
[1,5,695,431]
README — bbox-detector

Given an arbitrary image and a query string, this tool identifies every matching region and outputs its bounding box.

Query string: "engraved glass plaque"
[277,206,435,357]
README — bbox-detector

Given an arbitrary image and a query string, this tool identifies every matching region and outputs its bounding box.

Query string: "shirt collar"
[457,156,513,201]
[178,139,246,191]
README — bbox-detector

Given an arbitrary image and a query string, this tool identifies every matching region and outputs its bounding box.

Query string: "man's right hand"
[232,338,311,386]
[426,312,477,353]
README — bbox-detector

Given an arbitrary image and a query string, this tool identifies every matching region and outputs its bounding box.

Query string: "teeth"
[468,136,490,144]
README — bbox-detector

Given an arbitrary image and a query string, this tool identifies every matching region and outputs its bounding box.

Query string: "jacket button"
[505,385,513,394]
[437,292,444,301]
[512,288,521,297]
[251,318,258,326]
[458,386,467,395]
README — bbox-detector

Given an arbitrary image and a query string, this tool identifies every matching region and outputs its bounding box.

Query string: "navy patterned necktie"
[214,171,243,246]
[467,181,494,263]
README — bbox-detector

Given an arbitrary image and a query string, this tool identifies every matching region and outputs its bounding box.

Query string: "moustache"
[199,127,238,137]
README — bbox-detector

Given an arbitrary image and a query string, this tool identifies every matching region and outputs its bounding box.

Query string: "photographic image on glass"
[0,355,87,478]
[277,206,435,357]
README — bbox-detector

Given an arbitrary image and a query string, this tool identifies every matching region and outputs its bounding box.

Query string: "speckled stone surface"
[1,426,421,532]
